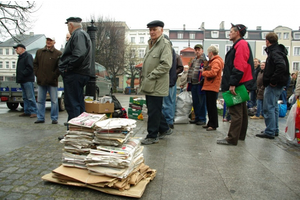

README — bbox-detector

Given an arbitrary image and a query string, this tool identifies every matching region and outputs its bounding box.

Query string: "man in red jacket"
[217,24,256,145]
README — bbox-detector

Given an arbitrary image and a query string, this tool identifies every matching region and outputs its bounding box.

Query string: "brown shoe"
[19,113,30,117]
[30,114,37,118]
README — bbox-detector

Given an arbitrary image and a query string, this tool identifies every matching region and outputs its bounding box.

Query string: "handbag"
[222,85,249,107]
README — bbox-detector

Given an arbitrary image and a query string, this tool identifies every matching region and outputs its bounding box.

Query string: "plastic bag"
[278,103,287,118]
[285,102,296,141]
[174,90,193,124]
[288,94,295,104]
[296,99,300,130]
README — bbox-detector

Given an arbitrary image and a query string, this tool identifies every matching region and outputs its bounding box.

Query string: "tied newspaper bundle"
[42,117,156,198]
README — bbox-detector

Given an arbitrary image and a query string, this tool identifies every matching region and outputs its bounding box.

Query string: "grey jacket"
[140,34,172,96]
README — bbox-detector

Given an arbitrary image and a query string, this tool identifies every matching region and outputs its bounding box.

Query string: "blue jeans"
[263,85,283,136]
[248,90,257,108]
[37,85,58,121]
[162,85,177,125]
[21,82,37,114]
[255,99,263,117]
[191,84,206,123]
[63,73,90,121]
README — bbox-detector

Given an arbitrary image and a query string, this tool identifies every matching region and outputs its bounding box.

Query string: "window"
[6,61,9,69]
[139,37,144,43]
[225,45,232,53]
[283,32,289,39]
[6,49,9,55]
[131,37,135,43]
[276,32,281,39]
[294,47,300,56]
[294,33,300,39]
[12,48,16,55]
[225,31,230,38]
[293,62,300,71]
[0,61,3,68]
[0,76,3,81]
[262,45,267,55]
[139,49,145,58]
[189,33,195,39]
[0,49,3,55]
[177,33,183,39]
[12,61,16,69]
[130,49,136,58]
[285,46,290,56]
[211,31,219,38]
[262,32,268,39]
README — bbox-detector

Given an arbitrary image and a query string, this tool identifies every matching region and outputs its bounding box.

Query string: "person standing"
[201,46,224,131]
[248,58,261,109]
[217,23,256,145]
[256,32,290,139]
[33,37,62,124]
[140,20,173,145]
[162,34,183,129]
[250,61,265,119]
[14,44,37,118]
[58,17,91,123]
[187,44,207,125]
[179,65,189,92]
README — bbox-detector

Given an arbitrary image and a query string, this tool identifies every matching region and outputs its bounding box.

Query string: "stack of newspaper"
[60,112,107,168]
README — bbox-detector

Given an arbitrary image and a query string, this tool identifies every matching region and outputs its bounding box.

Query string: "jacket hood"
[265,42,288,56]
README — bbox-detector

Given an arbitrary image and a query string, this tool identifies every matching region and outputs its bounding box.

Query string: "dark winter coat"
[34,46,62,87]
[263,43,290,87]
[256,70,264,100]
[221,38,256,92]
[59,28,91,77]
[16,51,34,83]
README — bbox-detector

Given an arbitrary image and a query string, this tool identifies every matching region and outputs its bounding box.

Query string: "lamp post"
[86,20,98,99]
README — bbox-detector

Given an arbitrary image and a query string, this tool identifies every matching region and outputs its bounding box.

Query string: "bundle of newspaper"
[93,118,137,146]
[86,138,144,178]
[60,112,107,168]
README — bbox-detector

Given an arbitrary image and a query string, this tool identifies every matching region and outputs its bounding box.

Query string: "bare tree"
[0,1,37,42]
[124,45,143,89]
[83,17,127,92]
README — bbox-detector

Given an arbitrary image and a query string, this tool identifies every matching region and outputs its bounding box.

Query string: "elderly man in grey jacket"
[140,20,173,145]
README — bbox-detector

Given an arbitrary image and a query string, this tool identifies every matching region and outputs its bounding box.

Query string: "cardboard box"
[128,107,143,120]
[129,97,146,106]
[85,102,114,113]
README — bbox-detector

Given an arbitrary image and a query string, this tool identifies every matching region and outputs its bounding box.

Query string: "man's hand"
[229,85,236,95]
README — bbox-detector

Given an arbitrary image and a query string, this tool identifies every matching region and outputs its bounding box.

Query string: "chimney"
[29,32,34,36]
[256,26,262,30]
[183,24,186,30]
[219,21,225,30]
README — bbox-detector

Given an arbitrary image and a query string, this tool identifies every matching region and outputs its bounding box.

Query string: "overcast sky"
[28,0,300,48]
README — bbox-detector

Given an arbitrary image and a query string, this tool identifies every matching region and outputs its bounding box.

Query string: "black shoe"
[256,133,275,139]
[196,121,206,125]
[189,120,197,124]
[275,132,279,137]
[217,139,236,145]
[58,136,64,141]
[34,120,45,124]
[52,120,58,124]
[169,124,174,129]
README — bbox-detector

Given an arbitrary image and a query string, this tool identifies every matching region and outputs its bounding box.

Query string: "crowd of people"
[14,18,295,146]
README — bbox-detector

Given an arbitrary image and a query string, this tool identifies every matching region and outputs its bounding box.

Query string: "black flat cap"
[147,20,164,28]
[13,44,26,49]
[65,17,82,24]
[231,23,247,37]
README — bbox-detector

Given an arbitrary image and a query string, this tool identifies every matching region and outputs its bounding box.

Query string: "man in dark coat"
[256,32,290,139]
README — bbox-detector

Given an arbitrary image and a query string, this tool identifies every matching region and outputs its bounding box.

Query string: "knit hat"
[231,23,247,37]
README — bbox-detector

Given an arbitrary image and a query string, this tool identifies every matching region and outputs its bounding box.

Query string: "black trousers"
[205,91,219,128]
[146,95,169,138]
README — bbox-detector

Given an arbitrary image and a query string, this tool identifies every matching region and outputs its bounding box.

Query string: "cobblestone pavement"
[0,94,300,200]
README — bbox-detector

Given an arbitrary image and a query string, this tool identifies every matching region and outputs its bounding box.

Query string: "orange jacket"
[201,55,224,93]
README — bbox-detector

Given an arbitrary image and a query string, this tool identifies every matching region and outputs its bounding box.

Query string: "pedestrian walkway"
[0,94,299,199]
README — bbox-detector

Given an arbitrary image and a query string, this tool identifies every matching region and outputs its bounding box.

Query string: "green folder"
[222,84,249,107]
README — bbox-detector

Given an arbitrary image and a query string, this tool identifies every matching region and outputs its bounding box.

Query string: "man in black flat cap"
[13,44,38,118]
[58,17,91,131]
[217,23,256,146]
[140,20,173,145]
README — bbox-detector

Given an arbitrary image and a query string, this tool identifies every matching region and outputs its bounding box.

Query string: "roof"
[0,34,45,47]
[135,63,143,68]
[180,47,194,53]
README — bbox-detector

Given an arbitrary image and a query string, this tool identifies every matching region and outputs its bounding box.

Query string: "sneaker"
[19,113,30,117]
[259,115,264,119]
[52,120,58,124]
[250,116,260,119]
[141,137,159,145]
[30,114,37,118]
[159,128,173,139]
